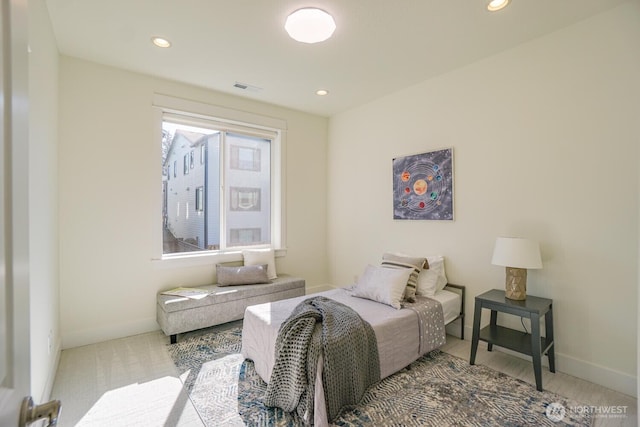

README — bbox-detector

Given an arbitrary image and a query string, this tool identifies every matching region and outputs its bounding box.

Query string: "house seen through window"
[161,118,272,255]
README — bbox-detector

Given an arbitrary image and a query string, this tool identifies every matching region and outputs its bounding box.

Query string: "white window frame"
[151,94,287,267]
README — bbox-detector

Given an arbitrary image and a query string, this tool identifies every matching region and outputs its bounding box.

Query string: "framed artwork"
[393,148,454,220]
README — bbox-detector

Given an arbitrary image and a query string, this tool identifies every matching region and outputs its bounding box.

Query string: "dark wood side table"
[470,289,555,391]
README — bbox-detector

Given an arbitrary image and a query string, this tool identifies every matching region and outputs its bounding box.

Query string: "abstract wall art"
[393,148,454,220]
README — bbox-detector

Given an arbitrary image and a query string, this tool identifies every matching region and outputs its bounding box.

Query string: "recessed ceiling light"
[316,89,329,96]
[487,0,510,12]
[285,8,336,44]
[151,37,172,48]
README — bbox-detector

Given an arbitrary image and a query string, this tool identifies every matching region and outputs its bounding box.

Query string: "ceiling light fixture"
[487,0,510,12]
[151,37,172,48]
[316,89,329,96]
[285,8,336,44]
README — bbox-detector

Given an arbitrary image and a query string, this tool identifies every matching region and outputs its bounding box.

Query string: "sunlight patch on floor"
[76,376,194,426]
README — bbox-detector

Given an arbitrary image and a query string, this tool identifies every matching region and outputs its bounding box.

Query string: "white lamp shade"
[491,237,542,269]
[285,8,336,44]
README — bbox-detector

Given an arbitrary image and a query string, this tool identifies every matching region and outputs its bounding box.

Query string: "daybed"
[241,255,464,426]
[157,274,305,343]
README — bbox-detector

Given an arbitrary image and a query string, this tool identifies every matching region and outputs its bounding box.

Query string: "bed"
[241,282,464,426]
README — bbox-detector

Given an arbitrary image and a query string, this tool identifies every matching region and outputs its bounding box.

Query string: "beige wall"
[58,57,329,348]
[327,2,639,396]
[28,0,60,402]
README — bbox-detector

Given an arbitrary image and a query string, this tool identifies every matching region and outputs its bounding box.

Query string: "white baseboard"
[61,294,636,398]
[461,325,637,397]
[63,285,337,349]
[445,318,464,339]
[62,317,159,349]
[555,351,637,398]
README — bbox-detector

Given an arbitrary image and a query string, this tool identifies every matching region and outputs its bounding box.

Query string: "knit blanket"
[264,296,380,425]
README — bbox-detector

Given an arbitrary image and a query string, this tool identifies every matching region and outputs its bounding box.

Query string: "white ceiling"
[45,0,627,117]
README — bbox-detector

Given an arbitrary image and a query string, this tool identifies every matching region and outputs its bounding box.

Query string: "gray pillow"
[381,253,426,303]
[216,264,270,286]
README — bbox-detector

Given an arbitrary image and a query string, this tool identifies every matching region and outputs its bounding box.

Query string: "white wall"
[327,2,639,396]
[58,57,329,348]
[28,0,60,402]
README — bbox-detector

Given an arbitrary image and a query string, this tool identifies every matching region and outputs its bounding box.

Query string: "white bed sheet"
[240,287,461,426]
[435,288,461,325]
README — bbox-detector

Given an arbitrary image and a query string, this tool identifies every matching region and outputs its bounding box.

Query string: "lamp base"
[505,267,527,300]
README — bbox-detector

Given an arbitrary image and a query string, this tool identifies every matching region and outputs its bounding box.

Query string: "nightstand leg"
[545,307,555,373]
[530,313,543,391]
[470,299,482,365]
[487,310,497,352]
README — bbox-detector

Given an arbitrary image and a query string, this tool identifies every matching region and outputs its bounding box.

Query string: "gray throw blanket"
[264,296,380,425]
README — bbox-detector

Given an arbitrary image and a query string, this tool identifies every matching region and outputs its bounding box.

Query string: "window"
[160,108,281,256]
[230,145,261,171]
[230,187,261,211]
[195,186,204,212]
[229,228,262,246]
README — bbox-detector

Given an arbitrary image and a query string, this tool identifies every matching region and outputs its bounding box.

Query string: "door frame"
[0,0,31,425]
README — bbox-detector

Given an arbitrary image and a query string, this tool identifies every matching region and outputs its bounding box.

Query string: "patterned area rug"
[168,325,592,426]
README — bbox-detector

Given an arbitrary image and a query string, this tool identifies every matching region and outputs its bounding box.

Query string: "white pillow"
[242,248,277,280]
[430,255,448,292]
[352,264,411,309]
[416,255,448,296]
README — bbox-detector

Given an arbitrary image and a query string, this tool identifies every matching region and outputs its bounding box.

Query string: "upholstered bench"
[157,275,305,343]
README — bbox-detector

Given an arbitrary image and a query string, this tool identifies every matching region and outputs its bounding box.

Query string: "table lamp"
[491,237,542,300]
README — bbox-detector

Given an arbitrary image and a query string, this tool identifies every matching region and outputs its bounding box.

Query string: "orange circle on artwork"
[427,175,434,181]
[413,179,428,195]
[401,171,410,182]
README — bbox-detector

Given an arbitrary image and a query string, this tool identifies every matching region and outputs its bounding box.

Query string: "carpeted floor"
[168,326,593,426]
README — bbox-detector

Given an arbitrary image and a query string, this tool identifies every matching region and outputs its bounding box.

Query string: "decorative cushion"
[216,264,270,286]
[242,248,277,280]
[416,255,448,296]
[430,255,448,292]
[381,253,426,303]
[352,264,412,309]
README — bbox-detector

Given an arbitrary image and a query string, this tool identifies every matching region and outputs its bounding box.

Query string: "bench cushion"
[158,275,304,313]
[156,275,305,337]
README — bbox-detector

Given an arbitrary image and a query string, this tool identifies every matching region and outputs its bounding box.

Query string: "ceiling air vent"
[233,81,263,92]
